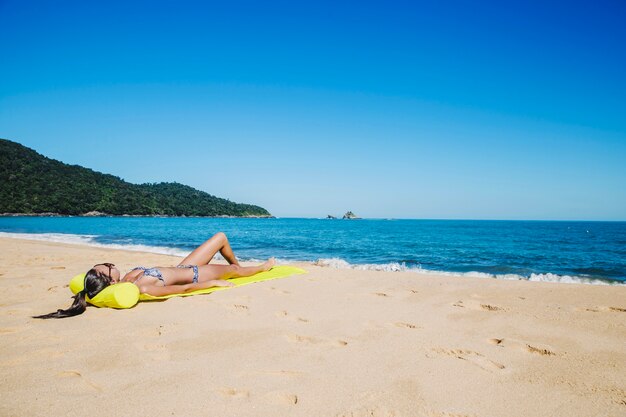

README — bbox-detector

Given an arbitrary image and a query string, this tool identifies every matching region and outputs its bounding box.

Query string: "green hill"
[0,139,272,217]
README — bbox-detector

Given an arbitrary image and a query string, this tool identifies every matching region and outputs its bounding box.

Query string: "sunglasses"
[93,263,116,281]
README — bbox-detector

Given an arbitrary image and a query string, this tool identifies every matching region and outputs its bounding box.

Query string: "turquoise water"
[1,217,625,285]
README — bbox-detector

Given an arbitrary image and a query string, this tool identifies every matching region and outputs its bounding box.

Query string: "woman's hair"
[33,266,113,319]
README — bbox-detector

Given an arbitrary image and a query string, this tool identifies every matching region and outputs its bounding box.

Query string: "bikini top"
[130,265,199,285]
[131,266,165,284]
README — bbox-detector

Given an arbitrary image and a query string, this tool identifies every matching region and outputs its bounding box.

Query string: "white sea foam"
[0,232,189,258]
[0,232,287,263]
[315,258,411,272]
[314,258,624,286]
[1,232,622,286]
[0,231,98,245]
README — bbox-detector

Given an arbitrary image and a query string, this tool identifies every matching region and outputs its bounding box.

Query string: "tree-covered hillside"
[0,139,271,217]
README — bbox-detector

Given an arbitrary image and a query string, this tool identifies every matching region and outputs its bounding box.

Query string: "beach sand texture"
[1,237,625,417]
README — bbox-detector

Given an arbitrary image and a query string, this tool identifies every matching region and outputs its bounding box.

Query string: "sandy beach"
[0,236,624,417]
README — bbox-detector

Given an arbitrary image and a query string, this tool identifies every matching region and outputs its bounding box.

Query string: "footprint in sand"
[275,310,309,323]
[373,292,389,297]
[480,304,505,311]
[264,391,298,405]
[525,344,556,356]
[430,347,505,372]
[57,370,102,391]
[59,370,82,377]
[269,286,291,295]
[232,304,249,312]
[487,338,556,356]
[219,387,250,399]
[287,334,347,347]
[393,322,420,330]
[50,266,66,270]
[583,306,626,313]
[453,300,507,312]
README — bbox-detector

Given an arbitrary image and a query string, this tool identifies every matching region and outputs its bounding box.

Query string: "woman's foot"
[262,258,276,271]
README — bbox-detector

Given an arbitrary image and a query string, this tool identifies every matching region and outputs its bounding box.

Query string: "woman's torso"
[122,266,196,286]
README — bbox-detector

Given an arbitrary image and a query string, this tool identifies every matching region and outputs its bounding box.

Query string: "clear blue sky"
[1,0,625,220]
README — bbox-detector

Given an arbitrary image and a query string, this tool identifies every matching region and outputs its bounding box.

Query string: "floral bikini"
[131,265,199,285]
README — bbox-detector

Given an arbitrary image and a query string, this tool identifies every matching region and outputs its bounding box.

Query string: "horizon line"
[1,214,625,222]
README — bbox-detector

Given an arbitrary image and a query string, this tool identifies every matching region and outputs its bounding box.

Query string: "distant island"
[0,139,272,217]
[325,212,361,219]
[342,211,361,219]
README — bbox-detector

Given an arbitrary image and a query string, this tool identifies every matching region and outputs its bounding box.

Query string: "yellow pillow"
[69,274,139,309]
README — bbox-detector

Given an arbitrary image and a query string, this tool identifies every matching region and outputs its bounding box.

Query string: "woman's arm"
[138,279,234,297]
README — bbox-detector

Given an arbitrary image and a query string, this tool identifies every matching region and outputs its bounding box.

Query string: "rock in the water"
[342,211,360,219]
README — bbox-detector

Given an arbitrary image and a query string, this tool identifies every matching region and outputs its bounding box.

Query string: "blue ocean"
[1,217,625,285]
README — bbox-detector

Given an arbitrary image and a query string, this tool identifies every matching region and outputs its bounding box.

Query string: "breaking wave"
[0,232,286,263]
[314,258,624,286]
[0,232,189,258]
[2,231,623,286]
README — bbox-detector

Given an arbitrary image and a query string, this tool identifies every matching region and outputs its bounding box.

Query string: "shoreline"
[0,237,625,416]
[0,232,622,286]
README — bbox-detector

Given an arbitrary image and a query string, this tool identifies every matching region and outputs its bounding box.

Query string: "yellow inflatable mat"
[140,265,306,301]
[69,265,306,309]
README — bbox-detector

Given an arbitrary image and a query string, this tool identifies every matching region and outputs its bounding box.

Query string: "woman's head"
[92,263,121,285]
[33,262,119,319]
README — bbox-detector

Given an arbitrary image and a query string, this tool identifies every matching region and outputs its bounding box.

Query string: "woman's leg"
[178,232,240,266]
[197,258,275,282]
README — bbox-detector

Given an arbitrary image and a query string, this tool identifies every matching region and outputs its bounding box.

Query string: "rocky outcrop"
[342,211,361,219]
